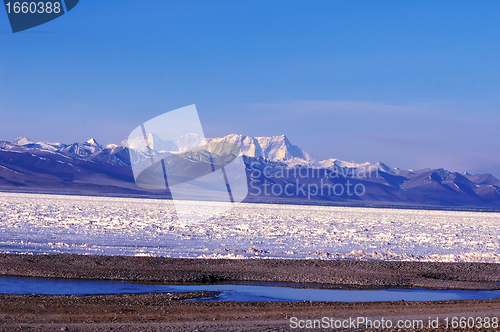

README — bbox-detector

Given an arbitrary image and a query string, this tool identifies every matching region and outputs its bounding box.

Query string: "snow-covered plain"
[0,193,499,262]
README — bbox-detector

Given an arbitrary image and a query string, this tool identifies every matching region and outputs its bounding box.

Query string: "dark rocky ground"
[1,253,500,290]
[1,254,500,331]
[1,295,500,331]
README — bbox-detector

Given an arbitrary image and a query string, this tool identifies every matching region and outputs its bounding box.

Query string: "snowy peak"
[318,159,371,169]
[85,138,101,147]
[105,143,119,150]
[205,134,317,165]
[62,143,92,157]
[11,137,66,152]
[60,138,105,157]
[318,159,395,173]
[372,161,392,173]
[12,137,33,146]
[205,134,262,157]
[256,135,306,161]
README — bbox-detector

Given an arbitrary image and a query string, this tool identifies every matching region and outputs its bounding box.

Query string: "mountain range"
[0,135,499,210]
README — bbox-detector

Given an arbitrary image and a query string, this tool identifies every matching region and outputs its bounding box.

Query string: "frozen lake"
[0,193,499,262]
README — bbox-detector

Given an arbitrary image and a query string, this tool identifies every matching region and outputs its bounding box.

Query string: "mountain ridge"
[1,134,499,210]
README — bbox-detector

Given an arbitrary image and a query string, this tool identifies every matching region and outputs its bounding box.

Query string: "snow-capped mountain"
[1,134,499,210]
[122,133,318,166]
[11,136,67,152]
[85,138,101,147]
[203,134,317,166]
[62,139,103,157]
[1,136,130,166]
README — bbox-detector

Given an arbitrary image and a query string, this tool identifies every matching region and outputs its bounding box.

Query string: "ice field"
[0,193,499,262]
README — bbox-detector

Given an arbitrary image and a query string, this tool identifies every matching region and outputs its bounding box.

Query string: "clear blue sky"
[1,1,499,176]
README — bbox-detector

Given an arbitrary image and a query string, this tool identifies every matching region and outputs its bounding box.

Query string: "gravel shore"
[1,253,500,331]
[1,253,500,289]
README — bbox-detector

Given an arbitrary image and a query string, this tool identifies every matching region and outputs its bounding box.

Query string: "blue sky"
[0,1,499,176]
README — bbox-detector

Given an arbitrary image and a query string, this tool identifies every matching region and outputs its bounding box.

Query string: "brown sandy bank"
[0,253,499,289]
[1,295,500,331]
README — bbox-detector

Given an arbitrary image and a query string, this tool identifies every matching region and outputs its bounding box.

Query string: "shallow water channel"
[1,275,499,302]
